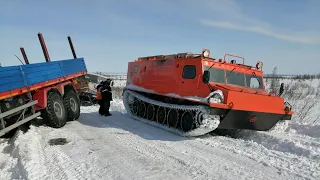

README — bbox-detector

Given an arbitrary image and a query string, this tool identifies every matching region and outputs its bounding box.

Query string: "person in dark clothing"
[100,79,113,116]
[96,81,105,115]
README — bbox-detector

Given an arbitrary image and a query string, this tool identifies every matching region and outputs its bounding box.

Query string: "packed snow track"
[0,100,319,180]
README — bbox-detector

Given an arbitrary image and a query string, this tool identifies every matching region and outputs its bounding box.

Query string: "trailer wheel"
[63,90,80,121]
[42,91,67,128]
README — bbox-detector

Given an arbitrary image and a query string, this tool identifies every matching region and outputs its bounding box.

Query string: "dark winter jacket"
[96,81,105,90]
[96,84,102,90]
[101,84,113,101]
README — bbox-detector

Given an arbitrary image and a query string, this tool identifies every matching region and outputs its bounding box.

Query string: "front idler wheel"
[195,112,204,128]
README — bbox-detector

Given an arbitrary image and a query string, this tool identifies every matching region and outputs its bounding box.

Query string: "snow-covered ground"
[265,78,320,124]
[0,78,319,180]
[113,79,126,87]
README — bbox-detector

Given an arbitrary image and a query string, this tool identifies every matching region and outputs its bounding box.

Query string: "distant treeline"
[264,74,320,79]
[93,71,320,80]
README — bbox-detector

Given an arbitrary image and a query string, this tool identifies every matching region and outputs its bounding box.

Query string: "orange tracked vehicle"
[122,49,293,136]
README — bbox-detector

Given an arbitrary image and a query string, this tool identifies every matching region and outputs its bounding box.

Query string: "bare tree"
[270,66,280,93]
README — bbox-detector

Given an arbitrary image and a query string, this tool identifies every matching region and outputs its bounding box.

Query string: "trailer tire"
[42,91,67,128]
[63,90,80,121]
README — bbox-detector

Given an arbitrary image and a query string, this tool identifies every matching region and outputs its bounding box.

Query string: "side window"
[133,65,138,73]
[246,74,263,89]
[249,77,260,88]
[182,65,196,79]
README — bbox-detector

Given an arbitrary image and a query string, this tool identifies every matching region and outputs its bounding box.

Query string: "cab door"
[179,64,201,96]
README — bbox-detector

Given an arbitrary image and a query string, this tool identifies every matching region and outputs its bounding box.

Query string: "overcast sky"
[0,0,319,75]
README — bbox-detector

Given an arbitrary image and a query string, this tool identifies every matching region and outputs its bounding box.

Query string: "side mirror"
[203,70,210,84]
[111,81,114,87]
[278,83,284,96]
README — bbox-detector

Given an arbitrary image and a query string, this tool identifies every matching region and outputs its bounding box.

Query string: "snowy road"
[0,100,319,180]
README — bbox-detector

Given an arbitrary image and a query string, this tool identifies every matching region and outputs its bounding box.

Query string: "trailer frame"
[0,33,87,137]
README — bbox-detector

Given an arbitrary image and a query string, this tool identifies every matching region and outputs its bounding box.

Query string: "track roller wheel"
[138,102,147,118]
[167,109,179,128]
[156,106,166,124]
[146,104,155,121]
[181,111,194,132]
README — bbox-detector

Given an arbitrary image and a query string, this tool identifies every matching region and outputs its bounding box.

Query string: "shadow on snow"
[77,110,194,142]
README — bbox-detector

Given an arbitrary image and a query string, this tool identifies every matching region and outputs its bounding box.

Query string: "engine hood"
[210,83,270,96]
[207,83,290,115]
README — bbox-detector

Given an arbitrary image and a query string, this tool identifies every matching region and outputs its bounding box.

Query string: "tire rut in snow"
[7,126,103,180]
[0,131,33,180]
[78,112,212,180]
[79,107,301,180]
[0,136,25,180]
[34,126,108,180]
[84,111,281,180]
[111,131,212,180]
[113,128,290,180]
[43,145,91,180]
[70,105,319,180]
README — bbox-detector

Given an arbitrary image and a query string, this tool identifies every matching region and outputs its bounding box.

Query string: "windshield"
[203,66,225,83]
[226,70,245,86]
[203,65,264,89]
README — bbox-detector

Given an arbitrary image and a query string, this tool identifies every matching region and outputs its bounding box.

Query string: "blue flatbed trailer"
[0,58,87,100]
[0,33,88,137]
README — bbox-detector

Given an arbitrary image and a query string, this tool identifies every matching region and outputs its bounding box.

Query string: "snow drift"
[0,77,319,180]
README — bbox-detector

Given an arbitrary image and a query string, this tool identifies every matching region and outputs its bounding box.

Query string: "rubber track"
[123,88,220,137]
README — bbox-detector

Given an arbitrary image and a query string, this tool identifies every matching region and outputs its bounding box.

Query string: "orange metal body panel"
[127,58,203,96]
[126,55,293,116]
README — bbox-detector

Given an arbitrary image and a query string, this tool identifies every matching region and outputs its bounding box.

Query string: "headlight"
[256,61,263,70]
[202,49,210,58]
[208,93,223,103]
[206,90,224,104]
[284,102,292,114]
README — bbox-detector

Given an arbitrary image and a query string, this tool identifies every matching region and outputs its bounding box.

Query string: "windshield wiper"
[226,68,236,78]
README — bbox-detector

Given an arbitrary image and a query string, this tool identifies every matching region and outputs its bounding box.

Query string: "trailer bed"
[0,58,87,100]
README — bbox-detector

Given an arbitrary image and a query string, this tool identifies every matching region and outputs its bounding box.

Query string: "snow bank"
[286,123,320,138]
[0,139,14,180]
[265,78,320,125]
